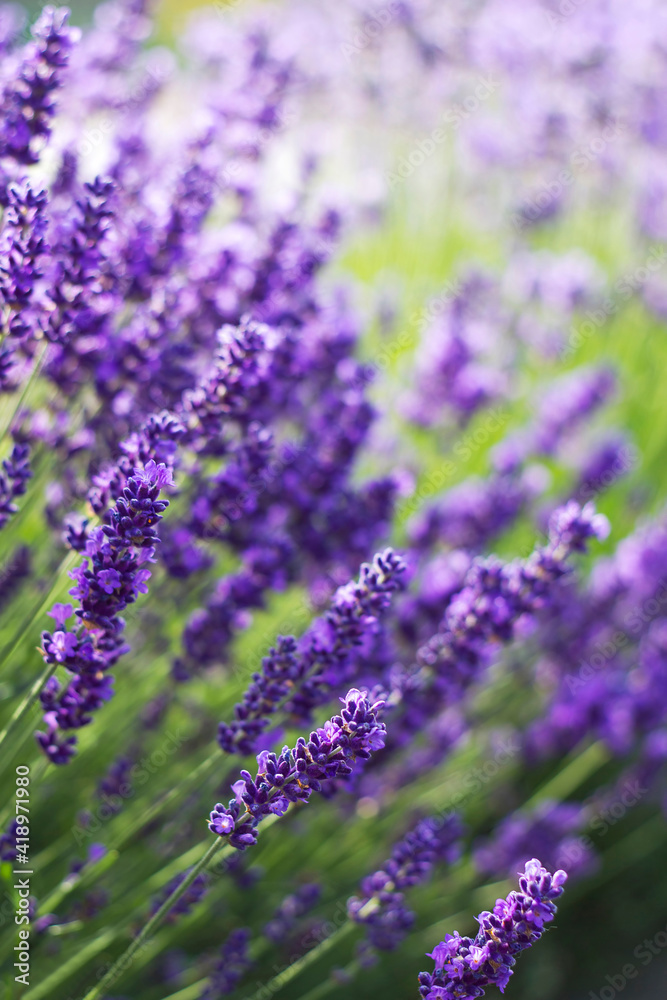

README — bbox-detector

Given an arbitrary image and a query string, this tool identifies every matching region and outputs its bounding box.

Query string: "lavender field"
[1,1,667,999]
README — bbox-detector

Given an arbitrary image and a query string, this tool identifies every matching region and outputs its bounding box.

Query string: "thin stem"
[0,342,48,445]
[0,660,58,764]
[294,959,361,1000]
[157,977,207,1000]
[523,738,609,809]
[245,921,355,1000]
[0,544,80,673]
[80,836,225,1000]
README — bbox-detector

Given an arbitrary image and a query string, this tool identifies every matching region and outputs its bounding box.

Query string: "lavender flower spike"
[218,549,405,755]
[348,814,464,952]
[35,459,173,764]
[0,443,31,529]
[418,859,567,999]
[0,7,79,166]
[209,688,386,850]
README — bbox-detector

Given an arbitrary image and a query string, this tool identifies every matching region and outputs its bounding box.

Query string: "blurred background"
[2,1,667,998]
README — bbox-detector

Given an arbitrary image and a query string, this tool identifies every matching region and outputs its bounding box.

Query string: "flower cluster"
[209,689,386,849]
[263,883,321,943]
[36,460,172,763]
[0,181,48,385]
[418,860,567,999]
[148,868,210,924]
[202,928,253,999]
[217,549,405,755]
[348,815,464,951]
[0,1,666,998]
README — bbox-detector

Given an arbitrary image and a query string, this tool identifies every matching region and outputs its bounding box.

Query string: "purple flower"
[0,443,31,528]
[474,802,596,882]
[217,549,405,755]
[35,458,172,763]
[348,815,464,951]
[418,860,567,999]
[0,545,31,614]
[0,7,79,166]
[43,175,116,346]
[209,688,386,850]
[263,884,321,944]
[202,929,252,998]
[148,868,210,924]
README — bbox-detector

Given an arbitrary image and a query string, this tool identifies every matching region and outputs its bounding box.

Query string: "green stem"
[0,342,48,444]
[80,836,224,1000]
[245,921,355,1000]
[294,960,361,1000]
[23,925,119,1000]
[110,748,220,851]
[157,977,207,1000]
[0,660,58,766]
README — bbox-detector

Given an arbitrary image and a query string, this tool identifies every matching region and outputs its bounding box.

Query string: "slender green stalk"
[0,660,58,765]
[110,748,221,851]
[294,960,361,1000]
[0,544,80,671]
[23,926,119,1000]
[245,921,355,1000]
[0,342,49,445]
[80,836,225,1000]
[158,980,207,1000]
[523,738,609,808]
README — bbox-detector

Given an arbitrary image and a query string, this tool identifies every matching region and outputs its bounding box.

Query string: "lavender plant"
[0,1,666,999]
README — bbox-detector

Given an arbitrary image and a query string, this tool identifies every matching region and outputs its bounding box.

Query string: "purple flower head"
[418,860,567,999]
[35,444,172,762]
[0,7,79,165]
[209,688,386,850]
[0,443,31,527]
[263,884,321,944]
[548,500,610,552]
[48,603,74,629]
[474,802,595,881]
[149,868,210,925]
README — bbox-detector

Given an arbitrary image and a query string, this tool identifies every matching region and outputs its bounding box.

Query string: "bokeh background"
[2,1,667,999]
